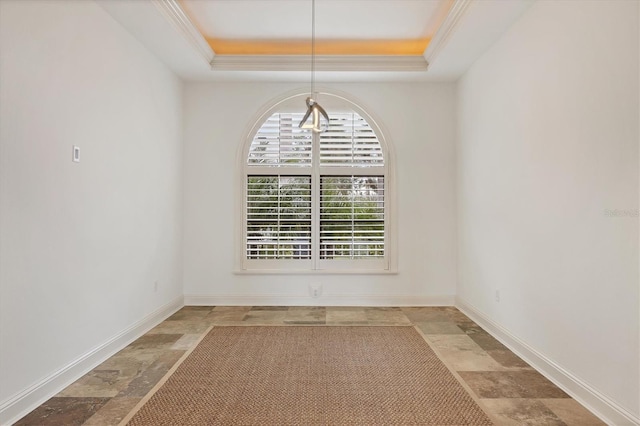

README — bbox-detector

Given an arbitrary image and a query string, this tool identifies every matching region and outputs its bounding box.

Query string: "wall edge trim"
[0,296,184,425]
[183,294,454,307]
[455,297,640,426]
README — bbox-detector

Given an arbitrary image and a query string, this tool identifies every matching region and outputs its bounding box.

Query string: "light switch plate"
[72,146,80,162]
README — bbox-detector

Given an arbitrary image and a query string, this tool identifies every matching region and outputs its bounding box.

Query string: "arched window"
[242,95,390,272]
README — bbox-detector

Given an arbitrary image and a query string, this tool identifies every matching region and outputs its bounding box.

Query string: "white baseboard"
[0,296,184,426]
[184,294,455,307]
[455,297,640,426]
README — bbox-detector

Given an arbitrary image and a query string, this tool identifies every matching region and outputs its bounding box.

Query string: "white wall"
[457,0,639,423]
[183,82,457,305]
[0,0,183,422]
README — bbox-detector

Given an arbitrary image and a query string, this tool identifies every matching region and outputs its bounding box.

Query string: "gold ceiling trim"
[206,38,431,56]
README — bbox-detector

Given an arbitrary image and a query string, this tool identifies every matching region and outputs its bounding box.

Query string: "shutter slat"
[246,175,312,259]
[319,175,385,260]
[320,112,384,167]
[248,113,312,167]
[247,111,386,264]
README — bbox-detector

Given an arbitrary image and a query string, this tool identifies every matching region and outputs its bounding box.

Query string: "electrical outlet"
[495,289,500,302]
[309,283,322,298]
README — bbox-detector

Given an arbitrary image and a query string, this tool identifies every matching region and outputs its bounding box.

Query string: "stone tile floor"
[15,306,605,425]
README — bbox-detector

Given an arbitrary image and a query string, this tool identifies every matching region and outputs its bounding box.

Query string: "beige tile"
[248,306,289,311]
[284,307,326,324]
[438,348,505,371]
[427,334,504,371]
[83,397,140,426]
[446,309,475,324]
[326,308,368,324]
[211,306,252,313]
[415,321,464,335]
[127,334,182,349]
[467,329,509,351]
[166,306,213,321]
[480,399,566,425]
[459,371,569,399]
[116,351,185,398]
[364,307,411,325]
[57,350,158,398]
[487,349,532,369]
[205,306,252,324]
[147,320,210,335]
[14,397,109,426]
[171,333,203,350]
[427,334,487,351]
[401,307,452,322]
[111,347,167,367]
[57,369,131,398]
[456,320,486,334]
[541,398,606,425]
[95,352,149,374]
[242,310,288,324]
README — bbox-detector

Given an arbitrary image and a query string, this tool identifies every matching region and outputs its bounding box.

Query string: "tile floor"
[15,306,605,425]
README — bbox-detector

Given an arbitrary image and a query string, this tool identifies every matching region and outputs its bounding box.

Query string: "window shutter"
[248,113,312,167]
[245,109,388,270]
[320,113,384,167]
[320,176,385,259]
[246,175,312,259]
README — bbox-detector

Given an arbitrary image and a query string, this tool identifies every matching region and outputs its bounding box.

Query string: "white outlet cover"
[309,283,322,298]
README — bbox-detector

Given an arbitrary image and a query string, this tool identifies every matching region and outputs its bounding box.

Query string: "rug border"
[412,325,500,425]
[119,324,497,426]
[117,325,215,426]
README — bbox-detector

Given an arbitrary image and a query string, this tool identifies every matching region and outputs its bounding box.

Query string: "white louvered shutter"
[320,113,383,167]
[245,109,387,270]
[319,176,385,259]
[246,175,312,259]
[248,113,312,167]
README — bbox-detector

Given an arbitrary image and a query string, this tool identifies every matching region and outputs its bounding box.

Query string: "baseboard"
[184,294,455,307]
[0,296,184,426]
[455,297,640,426]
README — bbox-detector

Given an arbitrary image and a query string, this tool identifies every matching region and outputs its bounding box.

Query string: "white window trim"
[234,89,397,275]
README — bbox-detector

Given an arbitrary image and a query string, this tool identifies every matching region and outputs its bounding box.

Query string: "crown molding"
[210,55,429,72]
[151,0,215,65]
[423,0,472,65]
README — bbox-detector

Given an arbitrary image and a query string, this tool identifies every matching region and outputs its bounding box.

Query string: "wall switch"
[309,283,322,298]
[72,146,80,163]
[495,289,500,302]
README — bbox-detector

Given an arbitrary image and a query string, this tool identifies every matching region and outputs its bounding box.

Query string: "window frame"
[236,91,396,274]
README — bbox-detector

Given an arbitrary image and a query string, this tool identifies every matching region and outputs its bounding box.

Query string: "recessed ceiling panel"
[179,0,451,55]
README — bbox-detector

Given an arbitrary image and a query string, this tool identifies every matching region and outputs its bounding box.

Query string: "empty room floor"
[16,306,604,425]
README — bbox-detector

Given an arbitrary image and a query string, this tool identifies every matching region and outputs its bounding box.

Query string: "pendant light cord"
[298,0,328,133]
[311,0,315,96]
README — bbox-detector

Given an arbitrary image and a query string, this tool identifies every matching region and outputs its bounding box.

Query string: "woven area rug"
[125,326,493,425]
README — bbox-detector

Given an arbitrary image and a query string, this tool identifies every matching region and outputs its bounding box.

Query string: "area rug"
[124,326,493,425]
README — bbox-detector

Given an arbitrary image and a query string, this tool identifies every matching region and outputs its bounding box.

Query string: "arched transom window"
[243,107,389,272]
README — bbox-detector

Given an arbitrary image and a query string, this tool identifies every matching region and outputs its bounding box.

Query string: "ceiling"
[97,0,534,82]
[180,0,449,55]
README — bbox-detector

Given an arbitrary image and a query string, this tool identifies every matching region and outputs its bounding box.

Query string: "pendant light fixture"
[298,0,329,133]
